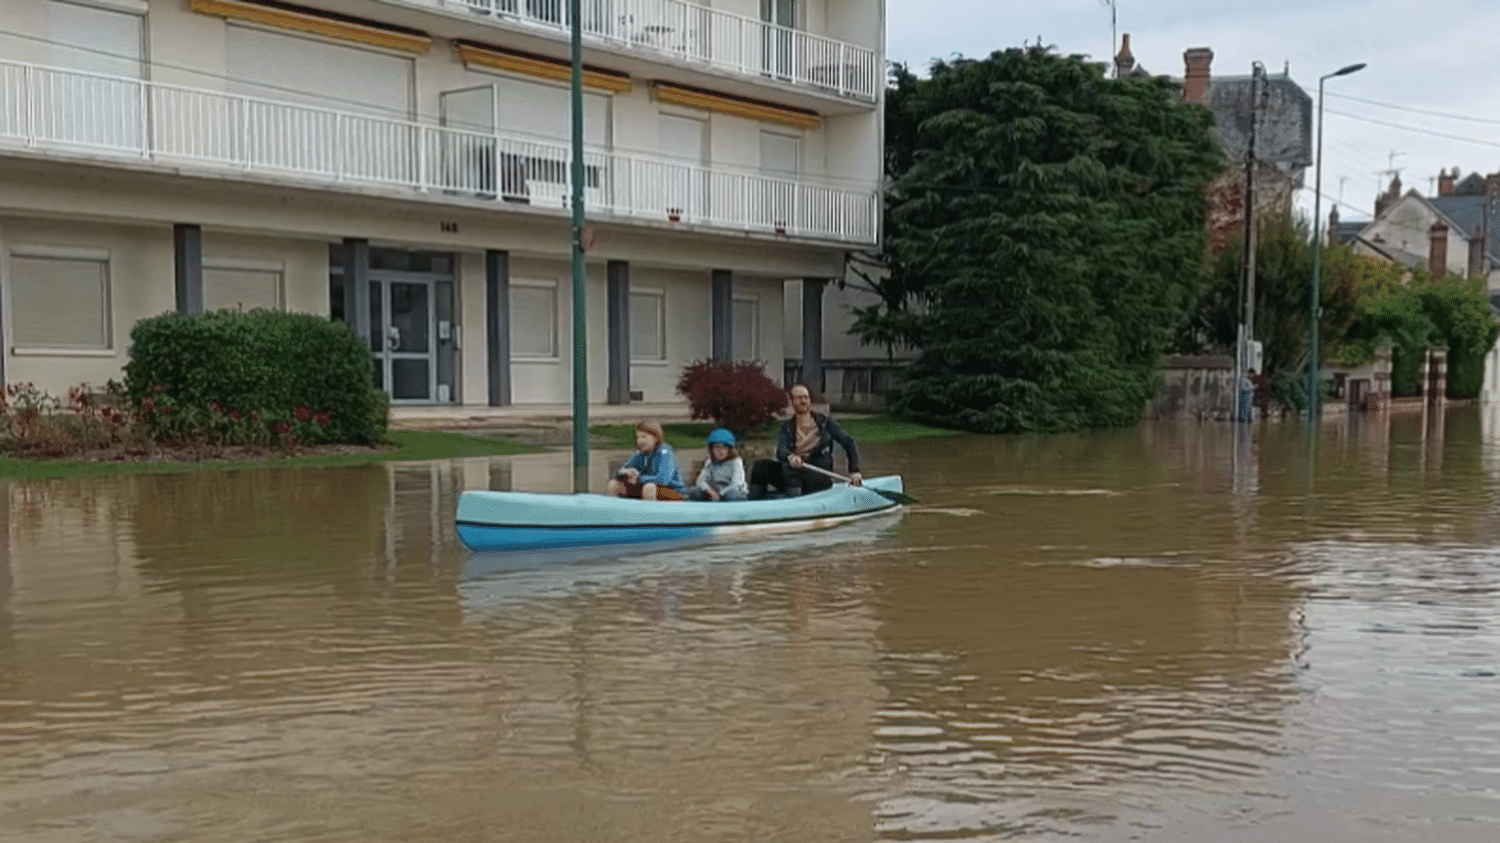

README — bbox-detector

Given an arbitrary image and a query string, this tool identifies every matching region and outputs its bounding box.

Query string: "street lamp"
[1306,61,1367,421]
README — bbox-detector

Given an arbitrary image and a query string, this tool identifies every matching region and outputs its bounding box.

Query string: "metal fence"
[435,0,880,101]
[0,59,880,245]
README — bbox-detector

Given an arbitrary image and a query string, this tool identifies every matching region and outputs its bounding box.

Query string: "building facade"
[0,0,884,406]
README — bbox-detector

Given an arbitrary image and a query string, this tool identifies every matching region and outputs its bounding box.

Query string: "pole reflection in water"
[4,414,1500,840]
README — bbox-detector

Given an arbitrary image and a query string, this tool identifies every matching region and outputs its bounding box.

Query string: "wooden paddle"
[800,463,920,505]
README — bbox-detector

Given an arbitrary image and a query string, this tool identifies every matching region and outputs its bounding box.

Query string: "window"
[732,296,759,361]
[8,247,112,349]
[510,281,558,358]
[46,1,144,150]
[630,289,665,361]
[205,264,283,312]
[48,0,143,77]
[226,25,414,118]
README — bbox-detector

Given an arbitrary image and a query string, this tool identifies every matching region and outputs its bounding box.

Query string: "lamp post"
[1306,61,1367,421]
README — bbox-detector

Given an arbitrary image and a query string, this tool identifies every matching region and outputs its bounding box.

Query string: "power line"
[1325,91,1500,125]
[1323,108,1500,149]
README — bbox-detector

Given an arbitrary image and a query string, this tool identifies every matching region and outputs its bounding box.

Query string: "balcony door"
[761,0,796,80]
[659,114,709,223]
[442,76,611,207]
[759,130,800,231]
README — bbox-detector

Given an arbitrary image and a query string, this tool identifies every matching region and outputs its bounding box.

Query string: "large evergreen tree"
[862,47,1223,432]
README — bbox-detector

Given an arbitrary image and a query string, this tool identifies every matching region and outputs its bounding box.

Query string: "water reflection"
[5,411,1500,840]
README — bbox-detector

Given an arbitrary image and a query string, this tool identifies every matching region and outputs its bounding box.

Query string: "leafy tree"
[1182,213,1400,392]
[1337,269,1498,398]
[1188,209,1499,400]
[856,47,1223,432]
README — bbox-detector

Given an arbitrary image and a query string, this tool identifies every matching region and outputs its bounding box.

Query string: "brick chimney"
[1438,168,1455,196]
[1429,221,1449,278]
[1182,48,1213,104]
[1115,33,1136,77]
[1375,174,1402,217]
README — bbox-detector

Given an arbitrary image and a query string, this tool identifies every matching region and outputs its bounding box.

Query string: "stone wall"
[1146,354,1235,419]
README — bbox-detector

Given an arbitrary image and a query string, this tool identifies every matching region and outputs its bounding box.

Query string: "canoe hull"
[455,475,904,552]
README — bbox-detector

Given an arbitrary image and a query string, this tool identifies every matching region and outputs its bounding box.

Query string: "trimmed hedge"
[124,310,387,444]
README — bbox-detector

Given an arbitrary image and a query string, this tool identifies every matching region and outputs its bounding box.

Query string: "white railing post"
[237,95,250,171]
[793,180,802,238]
[23,64,36,146]
[137,77,149,157]
[334,112,345,182]
[837,42,847,97]
[417,125,427,192]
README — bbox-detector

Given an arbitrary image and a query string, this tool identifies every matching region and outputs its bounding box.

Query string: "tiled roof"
[1430,195,1500,261]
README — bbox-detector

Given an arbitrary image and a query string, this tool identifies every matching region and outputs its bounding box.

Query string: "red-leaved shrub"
[675,360,788,436]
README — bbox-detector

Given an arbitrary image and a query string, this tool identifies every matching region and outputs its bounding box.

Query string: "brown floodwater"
[5,407,1500,841]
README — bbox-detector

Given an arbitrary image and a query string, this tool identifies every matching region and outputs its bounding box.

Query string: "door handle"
[387,325,401,350]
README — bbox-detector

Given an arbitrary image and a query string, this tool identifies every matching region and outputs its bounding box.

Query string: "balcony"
[0,60,878,246]
[392,0,880,103]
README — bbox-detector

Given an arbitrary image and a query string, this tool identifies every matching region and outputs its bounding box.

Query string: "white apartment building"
[0,0,883,407]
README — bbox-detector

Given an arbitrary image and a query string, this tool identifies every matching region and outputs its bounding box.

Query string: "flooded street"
[6,408,1500,841]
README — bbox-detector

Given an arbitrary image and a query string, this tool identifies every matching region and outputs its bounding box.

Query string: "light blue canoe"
[455,475,906,552]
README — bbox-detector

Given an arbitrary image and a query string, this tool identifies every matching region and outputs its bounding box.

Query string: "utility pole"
[1099,0,1118,77]
[1484,175,1496,279]
[1235,62,1265,423]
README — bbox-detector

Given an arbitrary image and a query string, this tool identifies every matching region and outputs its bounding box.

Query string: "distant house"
[1173,46,1314,252]
[1347,169,1500,400]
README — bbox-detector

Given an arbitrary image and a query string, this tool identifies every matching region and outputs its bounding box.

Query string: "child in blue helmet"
[688,428,748,501]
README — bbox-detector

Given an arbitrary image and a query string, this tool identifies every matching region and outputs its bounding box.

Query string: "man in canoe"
[749,383,862,499]
[607,420,686,500]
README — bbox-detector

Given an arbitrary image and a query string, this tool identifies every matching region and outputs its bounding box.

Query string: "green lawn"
[0,415,957,481]
[0,429,543,481]
[590,414,955,450]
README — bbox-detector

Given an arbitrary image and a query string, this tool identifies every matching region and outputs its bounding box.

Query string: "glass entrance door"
[369,277,434,403]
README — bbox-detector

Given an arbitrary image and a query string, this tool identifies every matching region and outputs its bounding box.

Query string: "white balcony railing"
[422,0,879,102]
[0,61,879,245]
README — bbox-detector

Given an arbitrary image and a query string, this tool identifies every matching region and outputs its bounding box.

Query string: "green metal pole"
[1306,74,1324,422]
[1306,63,1366,422]
[569,0,588,492]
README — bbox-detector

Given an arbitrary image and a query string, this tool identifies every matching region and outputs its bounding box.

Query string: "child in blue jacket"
[607,420,686,500]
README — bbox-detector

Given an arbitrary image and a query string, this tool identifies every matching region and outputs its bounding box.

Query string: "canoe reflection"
[459,511,904,614]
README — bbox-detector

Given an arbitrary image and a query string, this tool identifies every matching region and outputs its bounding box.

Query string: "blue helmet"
[706,428,737,446]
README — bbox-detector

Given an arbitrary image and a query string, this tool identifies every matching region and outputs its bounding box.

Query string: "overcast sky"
[885,0,1500,224]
